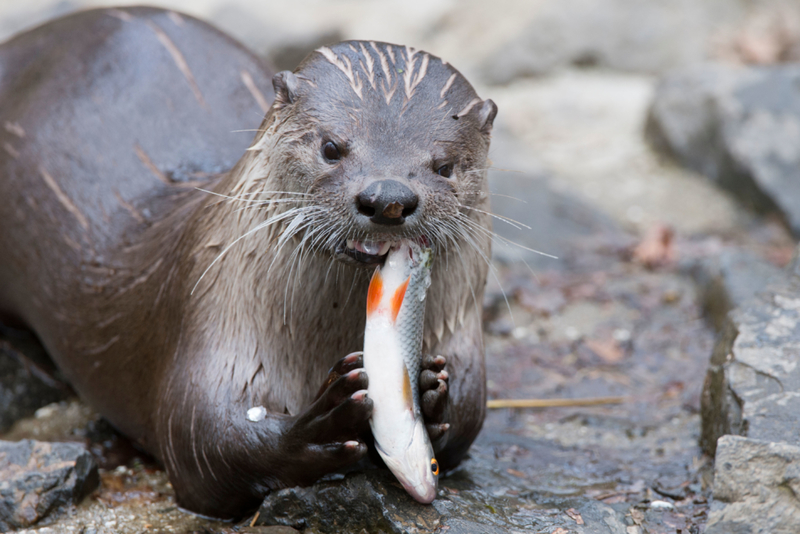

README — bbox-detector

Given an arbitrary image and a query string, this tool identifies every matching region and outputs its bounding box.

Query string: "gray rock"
[687,248,784,331]
[488,132,625,269]
[647,63,800,236]
[700,255,800,455]
[257,467,627,534]
[265,30,343,73]
[480,0,745,83]
[706,435,800,534]
[0,439,99,531]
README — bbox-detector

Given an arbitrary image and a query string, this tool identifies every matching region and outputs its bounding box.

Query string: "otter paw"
[420,354,449,440]
[305,365,371,440]
[314,351,363,400]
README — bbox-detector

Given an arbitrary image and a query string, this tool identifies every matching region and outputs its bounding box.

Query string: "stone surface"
[687,247,785,330]
[706,435,800,534]
[700,255,800,455]
[490,70,743,237]
[257,466,627,534]
[647,63,800,236]
[0,439,99,531]
[487,157,625,268]
[478,0,746,83]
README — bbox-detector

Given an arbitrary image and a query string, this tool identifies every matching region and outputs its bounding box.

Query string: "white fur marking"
[316,46,363,99]
[440,73,457,99]
[457,97,482,118]
[240,70,270,113]
[3,142,19,159]
[146,20,206,107]
[39,166,89,231]
[358,42,376,90]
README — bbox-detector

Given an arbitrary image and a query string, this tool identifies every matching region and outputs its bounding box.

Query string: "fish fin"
[402,362,414,409]
[367,268,384,316]
[391,276,410,323]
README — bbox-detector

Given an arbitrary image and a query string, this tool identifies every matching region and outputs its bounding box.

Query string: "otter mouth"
[342,239,393,265]
[338,236,430,266]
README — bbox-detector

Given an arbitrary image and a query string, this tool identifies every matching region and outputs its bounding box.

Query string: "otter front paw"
[420,354,449,443]
[284,352,372,480]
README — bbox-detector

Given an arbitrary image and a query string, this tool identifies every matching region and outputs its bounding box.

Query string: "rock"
[488,131,626,268]
[478,0,745,83]
[264,29,343,72]
[257,466,627,534]
[706,435,800,534]
[700,254,800,455]
[0,329,72,434]
[647,63,800,236]
[0,439,99,531]
[687,247,784,330]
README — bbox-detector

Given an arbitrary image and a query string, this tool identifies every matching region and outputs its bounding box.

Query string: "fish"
[363,240,439,503]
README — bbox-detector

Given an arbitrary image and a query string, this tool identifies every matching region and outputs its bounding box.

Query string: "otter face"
[266,41,497,266]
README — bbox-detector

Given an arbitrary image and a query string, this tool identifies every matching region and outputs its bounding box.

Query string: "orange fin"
[367,268,383,316]
[402,363,413,409]
[391,276,410,323]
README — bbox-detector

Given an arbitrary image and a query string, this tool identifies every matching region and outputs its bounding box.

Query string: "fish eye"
[431,458,439,476]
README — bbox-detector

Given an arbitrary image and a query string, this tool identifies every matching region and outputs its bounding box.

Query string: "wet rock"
[706,435,800,534]
[647,63,800,236]
[687,248,784,330]
[0,330,72,434]
[700,255,800,455]
[0,439,99,531]
[256,469,440,533]
[256,463,630,534]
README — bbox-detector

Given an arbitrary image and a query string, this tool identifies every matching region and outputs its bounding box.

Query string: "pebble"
[650,500,674,510]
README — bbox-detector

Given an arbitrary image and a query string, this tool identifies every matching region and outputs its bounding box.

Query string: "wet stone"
[0,439,99,531]
[706,435,800,534]
[686,247,784,330]
[257,463,628,534]
[700,260,800,455]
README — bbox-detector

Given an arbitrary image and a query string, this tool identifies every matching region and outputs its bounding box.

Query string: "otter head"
[257,41,497,266]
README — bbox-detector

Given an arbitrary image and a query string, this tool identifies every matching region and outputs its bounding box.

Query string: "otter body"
[0,7,496,518]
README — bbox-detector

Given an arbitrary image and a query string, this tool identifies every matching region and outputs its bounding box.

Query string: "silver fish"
[363,241,438,502]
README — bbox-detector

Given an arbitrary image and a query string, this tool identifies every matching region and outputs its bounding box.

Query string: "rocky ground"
[1,1,800,533]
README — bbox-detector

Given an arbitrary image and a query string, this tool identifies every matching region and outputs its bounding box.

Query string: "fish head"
[377,418,439,503]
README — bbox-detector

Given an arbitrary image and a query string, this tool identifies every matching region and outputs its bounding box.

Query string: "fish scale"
[394,247,431,410]
[362,241,438,503]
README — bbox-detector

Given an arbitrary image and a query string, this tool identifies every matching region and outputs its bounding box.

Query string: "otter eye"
[436,164,452,178]
[323,141,341,161]
[431,458,439,476]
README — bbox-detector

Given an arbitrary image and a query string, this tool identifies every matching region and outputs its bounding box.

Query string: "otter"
[0,7,496,518]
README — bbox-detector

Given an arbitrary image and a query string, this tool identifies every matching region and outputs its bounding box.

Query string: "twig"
[250,510,260,527]
[487,396,627,409]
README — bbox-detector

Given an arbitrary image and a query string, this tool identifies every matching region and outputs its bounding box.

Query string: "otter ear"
[273,71,300,105]
[478,99,498,135]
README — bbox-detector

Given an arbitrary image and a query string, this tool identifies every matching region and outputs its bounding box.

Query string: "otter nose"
[356,180,418,226]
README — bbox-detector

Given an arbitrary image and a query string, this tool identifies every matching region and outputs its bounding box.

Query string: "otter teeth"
[348,240,392,256]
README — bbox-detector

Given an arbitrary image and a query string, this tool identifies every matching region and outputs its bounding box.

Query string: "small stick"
[250,510,260,527]
[487,396,627,409]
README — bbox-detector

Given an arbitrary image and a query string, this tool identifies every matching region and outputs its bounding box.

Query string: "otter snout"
[356,180,418,226]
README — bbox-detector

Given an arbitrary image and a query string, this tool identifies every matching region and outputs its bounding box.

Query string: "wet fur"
[0,7,495,518]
